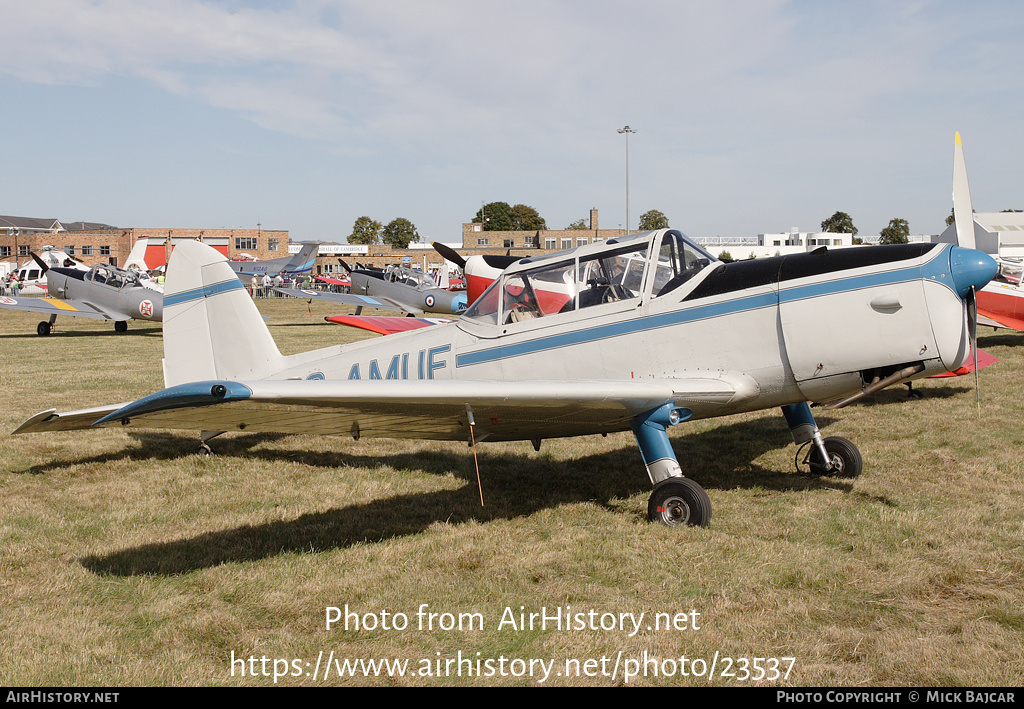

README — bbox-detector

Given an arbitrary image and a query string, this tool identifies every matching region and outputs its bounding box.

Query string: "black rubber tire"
[114,321,128,333]
[37,321,51,336]
[809,436,863,478]
[647,478,712,528]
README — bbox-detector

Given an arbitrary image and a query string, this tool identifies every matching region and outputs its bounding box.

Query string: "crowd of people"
[248,273,317,298]
[1,273,24,296]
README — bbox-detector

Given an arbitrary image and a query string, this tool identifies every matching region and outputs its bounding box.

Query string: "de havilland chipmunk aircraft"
[276,260,469,317]
[12,138,999,527]
[0,254,163,335]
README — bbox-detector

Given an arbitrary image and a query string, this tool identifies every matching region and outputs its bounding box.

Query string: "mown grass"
[1,298,1022,686]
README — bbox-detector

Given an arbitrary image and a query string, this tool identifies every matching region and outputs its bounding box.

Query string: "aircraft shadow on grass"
[74,414,888,577]
[0,326,162,340]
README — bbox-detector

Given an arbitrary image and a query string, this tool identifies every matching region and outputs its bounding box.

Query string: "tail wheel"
[647,478,712,528]
[807,436,863,478]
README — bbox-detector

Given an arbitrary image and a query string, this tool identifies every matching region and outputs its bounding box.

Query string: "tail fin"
[162,240,284,387]
[435,261,450,289]
[124,236,151,271]
[283,243,318,275]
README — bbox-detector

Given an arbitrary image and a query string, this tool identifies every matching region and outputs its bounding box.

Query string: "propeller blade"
[336,259,353,274]
[30,252,49,273]
[953,132,976,250]
[431,242,467,269]
[968,285,980,410]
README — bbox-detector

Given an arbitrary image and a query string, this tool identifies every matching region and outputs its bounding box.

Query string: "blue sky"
[2,0,1023,243]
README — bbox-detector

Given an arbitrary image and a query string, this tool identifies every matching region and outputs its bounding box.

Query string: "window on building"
[81,245,93,256]
[576,238,588,247]
[524,235,538,246]
[100,245,111,255]
[236,237,258,250]
[0,246,9,258]
[545,238,557,249]
[560,238,573,249]
[268,238,279,252]
[64,245,75,256]
[18,245,30,257]
[477,238,489,246]
[503,239,515,248]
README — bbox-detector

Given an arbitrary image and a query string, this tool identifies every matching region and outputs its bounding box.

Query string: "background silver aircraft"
[0,255,163,335]
[227,243,318,280]
[276,260,468,315]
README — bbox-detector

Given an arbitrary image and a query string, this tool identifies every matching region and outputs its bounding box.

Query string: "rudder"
[162,240,284,387]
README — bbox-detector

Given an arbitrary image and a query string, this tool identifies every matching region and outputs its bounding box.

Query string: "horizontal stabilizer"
[13,404,129,434]
[324,315,451,335]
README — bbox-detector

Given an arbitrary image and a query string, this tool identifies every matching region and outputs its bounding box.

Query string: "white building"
[934,211,1024,257]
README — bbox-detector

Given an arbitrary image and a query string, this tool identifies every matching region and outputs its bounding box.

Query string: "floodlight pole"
[618,125,637,233]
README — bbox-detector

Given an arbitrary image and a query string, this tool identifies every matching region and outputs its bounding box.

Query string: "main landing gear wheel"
[36,321,51,336]
[114,321,128,333]
[806,436,863,478]
[647,478,712,528]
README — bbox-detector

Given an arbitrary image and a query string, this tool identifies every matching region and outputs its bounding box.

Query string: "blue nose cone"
[950,246,997,298]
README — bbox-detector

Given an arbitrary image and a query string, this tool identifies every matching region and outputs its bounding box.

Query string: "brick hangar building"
[1,209,625,275]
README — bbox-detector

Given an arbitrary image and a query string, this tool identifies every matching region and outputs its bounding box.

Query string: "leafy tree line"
[348,216,420,249]
[820,210,909,244]
[473,202,547,231]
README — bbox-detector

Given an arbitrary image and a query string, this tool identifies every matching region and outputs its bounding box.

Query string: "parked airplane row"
[0,242,317,335]
[11,135,1000,528]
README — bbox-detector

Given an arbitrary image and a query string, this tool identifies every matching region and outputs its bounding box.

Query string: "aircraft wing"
[273,288,421,314]
[929,348,998,377]
[324,315,452,335]
[0,296,127,321]
[13,375,759,442]
[977,308,1024,331]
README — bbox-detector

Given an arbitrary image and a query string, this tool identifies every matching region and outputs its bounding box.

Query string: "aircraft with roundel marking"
[0,254,163,335]
[12,135,998,527]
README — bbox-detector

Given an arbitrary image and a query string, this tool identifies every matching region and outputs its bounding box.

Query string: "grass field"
[2,297,1023,686]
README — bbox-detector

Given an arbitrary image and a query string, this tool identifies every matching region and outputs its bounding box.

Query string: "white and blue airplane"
[12,138,998,527]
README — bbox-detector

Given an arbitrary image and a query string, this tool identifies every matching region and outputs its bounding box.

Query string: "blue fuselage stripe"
[164,279,245,307]
[455,262,935,368]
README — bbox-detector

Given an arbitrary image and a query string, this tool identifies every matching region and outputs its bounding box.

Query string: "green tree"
[945,208,955,227]
[820,211,858,236]
[473,202,512,231]
[381,218,420,249]
[638,209,669,230]
[879,218,909,245]
[566,218,589,230]
[509,204,547,231]
[349,216,382,245]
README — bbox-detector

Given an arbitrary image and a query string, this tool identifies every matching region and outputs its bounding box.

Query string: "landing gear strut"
[632,404,711,528]
[37,314,57,336]
[782,402,863,478]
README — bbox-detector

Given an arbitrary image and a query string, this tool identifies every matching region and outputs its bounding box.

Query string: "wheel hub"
[659,496,691,526]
